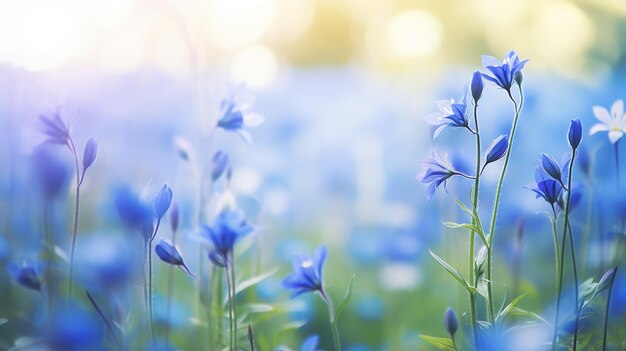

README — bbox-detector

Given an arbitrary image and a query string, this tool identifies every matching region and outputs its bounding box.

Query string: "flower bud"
[568,119,582,150]
[153,184,173,220]
[485,135,508,165]
[471,70,484,102]
[444,307,458,336]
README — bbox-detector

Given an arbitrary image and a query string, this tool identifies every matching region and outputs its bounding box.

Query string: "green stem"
[602,267,617,351]
[148,218,161,341]
[321,290,341,351]
[567,221,579,351]
[224,263,234,351]
[550,207,560,298]
[230,254,238,351]
[551,148,576,351]
[67,137,82,303]
[468,102,481,348]
[486,86,523,323]
[43,200,54,317]
[165,228,178,343]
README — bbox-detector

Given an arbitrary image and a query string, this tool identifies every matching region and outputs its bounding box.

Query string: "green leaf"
[234,269,278,296]
[419,335,456,351]
[335,274,356,321]
[511,307,551,326]
[496,292,531,324]
[239,303,275,314]
[429,250,470,291]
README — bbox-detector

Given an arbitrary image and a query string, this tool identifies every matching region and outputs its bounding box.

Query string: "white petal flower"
[590,99,626,144]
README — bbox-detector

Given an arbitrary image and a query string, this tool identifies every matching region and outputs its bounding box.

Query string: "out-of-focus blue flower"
[170,203,179,233]
[211,151,229,181]
[114,185,153,240]
[146,339,176,351]
[153,184,173,220]
[568,119,582,150]
[484,135,508,165]
[32,145,71,199]
[155,240,192,275]
[541,153,563,185]
[202,209,254,267]
[0,236,8,262]
[424,99,470,139]
[282,245,327,298]
[81,138,98,174]
[416,151,467,200]
[76,234,140,290]
[216,84,265,144]
[444,307,458,336]
[481,50,528,91]
[590,99,626,144]
[7,259,43,291]
[300,335,322,351]
[558,184,583,212]
[48,307,103,351]
[471,70,484,102]
[39,112,70,145]
[577,145,591,178]
[354,294,385,320]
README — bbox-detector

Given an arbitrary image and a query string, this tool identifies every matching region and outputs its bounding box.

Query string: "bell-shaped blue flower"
[153,184,173,220]
[444,307,458,336]
[300,335,322,351]
[7,260,43,291]
[114,185,154,240]
[471,70,484,102]
[568,119,582,150]
[211,151,229,181]
[541,153,563,185]
[155,240,192,275]
[39,112,70,145]
[48,307,103,351]
[282,245,327,298]
[424,99,470,139]
[484,135,508,165]
[416,151,465,200]
[202,209,254,267]
[32,145,71,199]
[481,50,528,91]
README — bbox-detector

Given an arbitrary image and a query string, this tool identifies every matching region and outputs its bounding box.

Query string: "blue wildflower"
[76,234,140,290]
[7,260,43,291]
[541,153,564,185]
[416,151,468,200]
[527,168,563,206]
[558,184,583,212]
[155,240,192,275]
[211,151,229,181]
[31,145,71,199]
[202,209,254,267]
[39,112,70,145]
[481,50,528,91]
[484,134,508,165]
[568,119,582,150]
[282,245,327,298]
[81,138,98,179]
[153,184,173,220]
[48,307,103,351]
[301,335,322,351]
[444,307,458,336]
[216,84,265,144]
[424,99,471,138]
[471,70,484,102]
[114,185,153,240]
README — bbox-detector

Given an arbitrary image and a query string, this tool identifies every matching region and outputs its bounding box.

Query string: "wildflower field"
[1,1,626,351]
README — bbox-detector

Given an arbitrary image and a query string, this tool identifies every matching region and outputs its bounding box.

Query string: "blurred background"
[1,0,626,350]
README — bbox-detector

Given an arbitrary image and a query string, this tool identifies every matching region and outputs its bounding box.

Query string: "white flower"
[590,99,626,144]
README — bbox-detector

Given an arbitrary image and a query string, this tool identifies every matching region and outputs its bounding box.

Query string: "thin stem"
[468,101,481,348]
[567,221,579,351]
[148,218,161,341]
[551,148,576,351]
[550,207,560,299]
[67,137,82,303]
[602,267,617,351]
[165,228,178,342]
[43,200,54,317]
[230,253,238,351]
[320,290,341,351]
[486,86,523,324]
[224,263,234,351]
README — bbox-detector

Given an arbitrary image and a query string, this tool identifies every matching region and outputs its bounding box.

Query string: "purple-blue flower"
[444,307,458,336]
[416,151,465,200]
[32,145,71,199]
[301,335,322,351]
[48,307,103,351]
[202,209,254,267]
[216,85,265,144]
[471,70,484,102]
[282,245,327,298]
[155,240,192,275]
[153,184,173,220]
[541,153,563,185]
[82,138,98,175]
[211,151,229,181]
[481,50,528,91]
[39,112,70,145]
[7,260,43,291]
[424,99,470,138]
[568,119,582,150]
[484,135,508,165]
[114,185,153,240]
